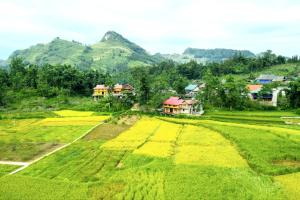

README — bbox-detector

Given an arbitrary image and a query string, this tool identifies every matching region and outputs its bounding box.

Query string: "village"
[92,73,289,115]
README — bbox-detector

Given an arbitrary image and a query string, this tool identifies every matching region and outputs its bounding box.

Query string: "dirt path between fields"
[5,122,104,175]
[0,161,29,166]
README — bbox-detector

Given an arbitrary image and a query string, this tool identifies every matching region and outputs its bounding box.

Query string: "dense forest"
[1,50,300,112]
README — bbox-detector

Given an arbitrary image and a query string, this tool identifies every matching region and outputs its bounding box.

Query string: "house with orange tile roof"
[247,84,263,100]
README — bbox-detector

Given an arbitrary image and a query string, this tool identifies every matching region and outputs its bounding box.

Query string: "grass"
[53,110,95,117]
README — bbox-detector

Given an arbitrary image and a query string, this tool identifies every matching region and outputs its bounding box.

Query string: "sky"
[0,0,300,59]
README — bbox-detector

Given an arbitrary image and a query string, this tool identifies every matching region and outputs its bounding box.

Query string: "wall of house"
[164,105,180,114]
[94,89,108,96]
[181,104,192,114]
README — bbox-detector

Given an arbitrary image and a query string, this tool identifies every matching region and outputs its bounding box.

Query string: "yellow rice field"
[175,125,248,168]
[275,172,300,200]
[133,120,181,157]
[178,125,227,146]
[35,116,110,126]
[134,141,174,157]
[0,119,39,131]
[102,117,247,166]
[149,121,182,142]
[101,117,160,150]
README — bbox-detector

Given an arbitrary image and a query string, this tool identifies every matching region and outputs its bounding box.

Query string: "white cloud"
[0,0,299,58]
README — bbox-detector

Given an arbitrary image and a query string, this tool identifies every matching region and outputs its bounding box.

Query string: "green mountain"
[8,31,161,72]
[162,48,256,64]
[89,31,160,71]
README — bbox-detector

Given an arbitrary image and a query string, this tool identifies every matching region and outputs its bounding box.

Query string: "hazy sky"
[0,0,300,59]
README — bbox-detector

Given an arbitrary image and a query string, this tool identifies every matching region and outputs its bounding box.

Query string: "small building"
[93,84,109,100]
[181,99,198,114]
[163,96,202,115]
[198,83,206,90]
[256,75,286,84]
[185,84,199,97]
[247,84,263,100]
[113,83,134,96]
[247,84,287,107]
[122,84,134,93]
[113,84,123,96]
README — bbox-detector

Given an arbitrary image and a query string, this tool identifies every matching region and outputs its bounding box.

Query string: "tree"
[287,79,300,108]
[201,72,249,110]
[221,76,248,110]
[200,71,222,108]
[0,69,8,105]
[173,76,188,95]
[131,67,151,105]
[9,57,27,90]
[258,84,273,100]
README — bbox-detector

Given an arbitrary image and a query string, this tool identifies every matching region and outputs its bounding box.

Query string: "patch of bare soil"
[273,160,300,168]
[84,115,139,141]
[117,115,139,125]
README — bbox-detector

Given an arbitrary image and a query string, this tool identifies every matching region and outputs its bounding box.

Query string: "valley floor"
[0,110,300,199]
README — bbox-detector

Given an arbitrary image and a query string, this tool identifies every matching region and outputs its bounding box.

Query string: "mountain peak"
[101,31,126,42]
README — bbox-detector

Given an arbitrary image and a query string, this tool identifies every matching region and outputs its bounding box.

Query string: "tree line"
[1,52,300,111]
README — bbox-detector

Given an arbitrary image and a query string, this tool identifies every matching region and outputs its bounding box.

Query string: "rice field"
[175,125,247,167]
[275,172,300,200]
[0,164,19,177]
[0,111,299,199]
[0,110,109,161]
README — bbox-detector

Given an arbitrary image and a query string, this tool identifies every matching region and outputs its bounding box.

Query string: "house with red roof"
[163,97,201,115]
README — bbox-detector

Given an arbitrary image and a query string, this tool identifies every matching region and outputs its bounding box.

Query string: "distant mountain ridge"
[162,48,256,64]
[6,31,257,70]
[8,31,161,72]
[184,48,255,60]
